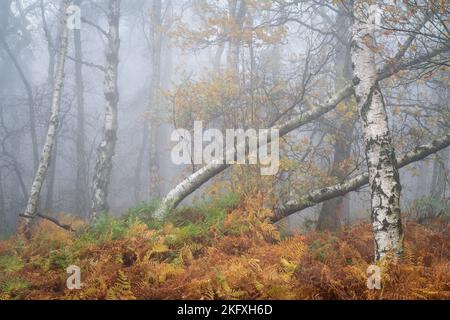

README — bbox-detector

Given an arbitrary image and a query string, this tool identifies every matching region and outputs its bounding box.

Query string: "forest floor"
[0,194,449,300]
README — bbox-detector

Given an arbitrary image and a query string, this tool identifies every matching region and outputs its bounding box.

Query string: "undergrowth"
[0,193,448,300]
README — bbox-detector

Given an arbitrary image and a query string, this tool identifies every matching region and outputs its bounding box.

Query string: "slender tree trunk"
[2,145,29,201]
[0,170,5,234]
[0,1,12,32]
[413,161,429,199]
[227,0,246,73]
[0,1,38,174]
[318,6,354,231]
[214,43,225,71]
[15,163,28,203]
[351,1,403,261]
[42,0,65,214]
[158,31,174,196]
[148,0,162,200]
[74,0,88,218]
[429,74,449,208]
[317,131,353,230]
[40,0,56,83]
[0,36,39,172]
[429,130,448,218]
[430,155,446,198]
[23,0,70,224]
[44,136,58,211]
[91,0,121,220]
[134,123,148,203]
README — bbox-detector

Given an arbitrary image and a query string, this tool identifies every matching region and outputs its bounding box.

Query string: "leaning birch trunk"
[154,45,448,219]
[352,0,403,261]
[90,0,120,220]
[275,134,450,221]
[23,0,70,224]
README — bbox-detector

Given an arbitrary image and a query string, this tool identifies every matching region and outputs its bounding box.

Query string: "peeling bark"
[23,0,70,224]
[90,0,120,220]
[352,1,402,260]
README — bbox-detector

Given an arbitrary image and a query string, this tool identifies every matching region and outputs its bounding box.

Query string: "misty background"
[0,0,448,237]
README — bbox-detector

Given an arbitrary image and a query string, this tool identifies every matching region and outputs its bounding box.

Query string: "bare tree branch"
[274,133,450,221]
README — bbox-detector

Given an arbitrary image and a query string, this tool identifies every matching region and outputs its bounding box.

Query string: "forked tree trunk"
[91,0,120,220]
[351,0,403,261]
[23,0,70,224]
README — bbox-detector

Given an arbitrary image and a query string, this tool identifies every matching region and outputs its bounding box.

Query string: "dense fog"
[0,0,448,236]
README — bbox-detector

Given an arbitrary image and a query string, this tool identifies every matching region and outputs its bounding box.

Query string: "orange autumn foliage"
[0,196,448,300]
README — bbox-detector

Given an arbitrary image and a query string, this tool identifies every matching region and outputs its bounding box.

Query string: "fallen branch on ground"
[19,213,75,232]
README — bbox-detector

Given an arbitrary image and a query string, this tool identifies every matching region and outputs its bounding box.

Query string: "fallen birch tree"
[154,45,450,219]
[273,133,450,221]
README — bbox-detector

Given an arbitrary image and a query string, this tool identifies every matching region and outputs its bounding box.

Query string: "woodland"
[0,0,449,300]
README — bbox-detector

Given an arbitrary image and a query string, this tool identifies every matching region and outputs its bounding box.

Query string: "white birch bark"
[352,0,403,260]
[155,45,449,220]
[90,0,120,220]
[23,0,70,224]
[276,134,450,220]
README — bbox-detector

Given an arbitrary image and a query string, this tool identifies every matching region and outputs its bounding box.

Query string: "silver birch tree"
[23,0,70,224]
[351,0,403,260]
[90,0,121,220]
